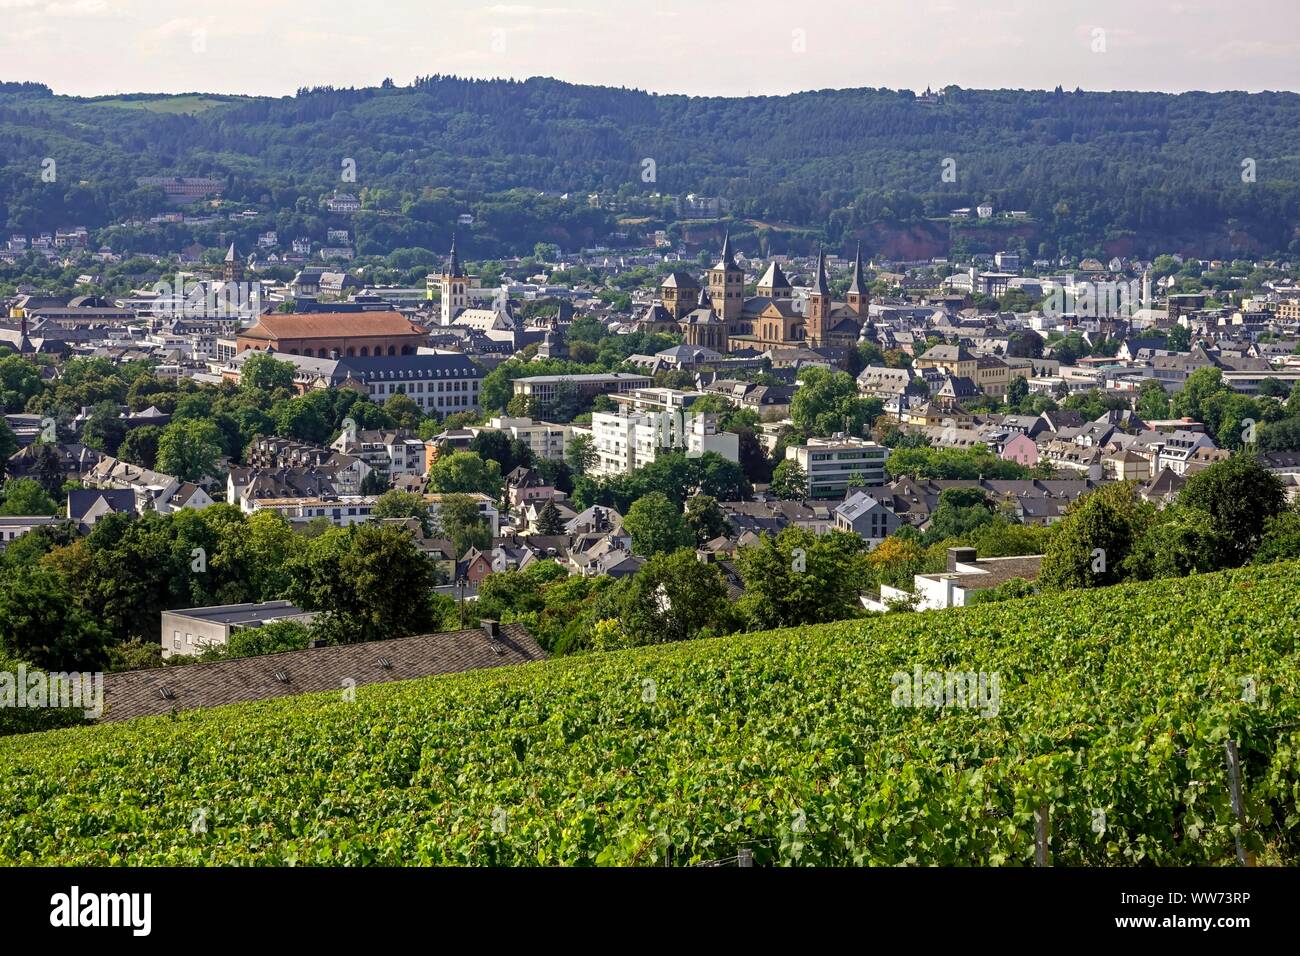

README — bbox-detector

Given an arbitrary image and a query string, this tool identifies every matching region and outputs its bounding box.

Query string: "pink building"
[1002,433,1039,467]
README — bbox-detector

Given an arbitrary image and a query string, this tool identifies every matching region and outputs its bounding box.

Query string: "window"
[173,631,181,650]
[186,633,193,645]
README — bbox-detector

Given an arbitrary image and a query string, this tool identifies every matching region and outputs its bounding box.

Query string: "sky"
[2,0,1298,99]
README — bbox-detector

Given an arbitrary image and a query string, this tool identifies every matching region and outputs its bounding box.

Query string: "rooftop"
[100,623,546,723]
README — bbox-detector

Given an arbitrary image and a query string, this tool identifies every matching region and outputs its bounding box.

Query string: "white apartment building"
[472,417,577,462]
[331,429,427,480]
[590,410,740,477]
[785,436,890,499]
[246,492,499,534]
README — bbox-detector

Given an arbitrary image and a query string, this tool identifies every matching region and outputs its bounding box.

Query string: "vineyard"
[1,561,1298,866]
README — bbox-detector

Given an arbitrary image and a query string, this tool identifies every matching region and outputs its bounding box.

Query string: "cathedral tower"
[805,248,831,346]
[439,234,469,326]
[708,232,745,329]
[845,242,869,316]
[223,243,244,283]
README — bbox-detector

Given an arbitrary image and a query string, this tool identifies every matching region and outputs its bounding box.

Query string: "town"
[5,220,1300,686]
[1,6,1299,887]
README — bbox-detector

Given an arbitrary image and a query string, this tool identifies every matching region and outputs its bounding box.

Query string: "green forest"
[2,78,1299,257]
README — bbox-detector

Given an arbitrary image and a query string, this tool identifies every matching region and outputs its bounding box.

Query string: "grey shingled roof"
[99,623,545,723]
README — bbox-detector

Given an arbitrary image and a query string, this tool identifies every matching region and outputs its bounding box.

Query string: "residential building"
[331,429,428,481]
[785,436,890,498]
[472,417,576,461]
[863,547,1043,613]
[834,491,901,548]
[0,515,63,548]
[590,410,739,476]
[512,372,653,410]
[160,601,315,659]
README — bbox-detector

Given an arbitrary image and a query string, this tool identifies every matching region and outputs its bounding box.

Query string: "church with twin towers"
[432,233,873,352]
[639,234,872,353]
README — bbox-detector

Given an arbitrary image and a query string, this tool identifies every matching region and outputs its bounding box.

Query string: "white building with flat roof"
[785,436,890,499]
[471,417,578,461]
[590,410,739,477]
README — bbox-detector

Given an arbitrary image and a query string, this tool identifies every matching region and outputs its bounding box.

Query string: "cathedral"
[640,235,872,353]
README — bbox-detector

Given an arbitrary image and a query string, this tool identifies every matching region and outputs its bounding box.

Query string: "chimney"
[481,619,500,639]
[947,547,977,572]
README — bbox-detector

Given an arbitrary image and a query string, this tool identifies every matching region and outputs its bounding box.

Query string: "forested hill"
[2,76,1299,258]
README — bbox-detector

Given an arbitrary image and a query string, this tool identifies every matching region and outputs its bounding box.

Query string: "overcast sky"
[3,0,1298,98]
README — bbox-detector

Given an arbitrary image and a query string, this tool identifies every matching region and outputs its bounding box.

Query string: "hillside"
[2,78,1299,257]
[2,560,1298,866]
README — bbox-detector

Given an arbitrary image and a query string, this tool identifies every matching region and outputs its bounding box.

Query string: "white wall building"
[785,436,890,499]
[590,410,740,477]
[471,417,577,462]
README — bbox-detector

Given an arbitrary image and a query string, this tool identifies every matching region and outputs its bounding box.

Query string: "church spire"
[846,242,868,295]
[446,233,465,278]
[845,241,870,317]
[714,231,737,270]
[811,246,831,296]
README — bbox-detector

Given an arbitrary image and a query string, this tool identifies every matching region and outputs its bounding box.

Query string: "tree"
[1259,417,1300,453]
[1170,366,1227,424]
[156,418,223,481]
[432,493,492,558]
[790,367,882,437]
[596,549,735,647]
[360,470,388,495]
[1178,455,1286,565]
[240,353,297,393]
[1165,324,1191,351]
[1039,482,1155,590]
[469,430,533,473]
[80,401,127,456]
[0,565,110,671]
[0,478,58,516]
[0,418,16,479]
[735,527,869,630]
[285,524,437,645]
[770,459,807,500]
[622,491,693,556]
[118,423,163,469]
[1136,379,1170,421]
[922,487,994,544]
[27,442,64,495]
[565,433,597,476]
[0,354,43,413]
[685,494,730,545]
[218,620,312,659]
[884,444,1031,480]
[373,488,433,535]
[427,450,503,498]
[695,452,752,500]
[384,392,423,430]
[1253,509,1300,565]
[1006,376,1029,409]
[867,534,926,589]
[274,396,331,445]
[1125,506,1234,579]
[535,498,565,535]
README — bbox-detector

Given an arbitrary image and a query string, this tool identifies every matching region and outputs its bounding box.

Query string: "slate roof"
[660,271,699,289]
[67,487,136,521]
[99,623,546,723]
